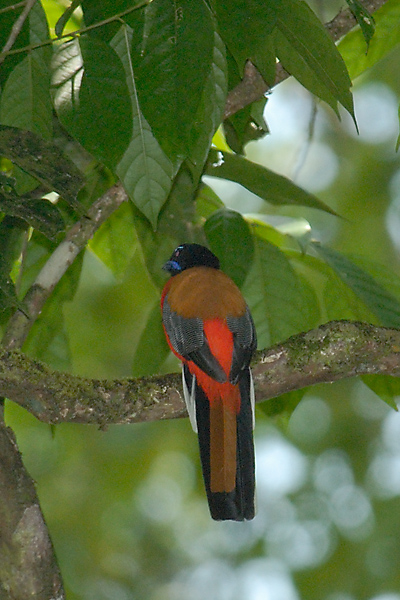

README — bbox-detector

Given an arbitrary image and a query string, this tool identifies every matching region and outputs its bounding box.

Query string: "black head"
[163,244,220,276]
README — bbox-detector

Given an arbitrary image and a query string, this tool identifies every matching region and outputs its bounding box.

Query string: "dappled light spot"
[289,396,331,445]
[342,82,399,144]
[328,484,374,540]
[238,558,299,600]
[313,449,354,495]
[256,428,308,499]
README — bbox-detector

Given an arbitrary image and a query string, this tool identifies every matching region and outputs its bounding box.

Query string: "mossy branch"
[1,321,399,426]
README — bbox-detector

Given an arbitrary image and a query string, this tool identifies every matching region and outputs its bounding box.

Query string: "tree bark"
[0,422,64,600]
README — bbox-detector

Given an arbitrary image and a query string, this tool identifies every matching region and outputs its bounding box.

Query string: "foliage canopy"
[1,0,400,598]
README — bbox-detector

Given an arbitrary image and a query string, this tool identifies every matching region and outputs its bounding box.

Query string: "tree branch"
[223,0,388,119]
[1,321,399,426]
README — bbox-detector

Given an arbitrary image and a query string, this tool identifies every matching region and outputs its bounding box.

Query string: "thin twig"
[0,1,27,15]
[0,0,151,61]
[0,0,37,67]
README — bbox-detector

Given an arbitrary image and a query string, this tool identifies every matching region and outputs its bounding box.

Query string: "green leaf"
[52,37,132,169]
[242,236,320,348]
[0,0,50,86]
[215,0,278,74]
[313,243,400,328]
[0,126,84,206]
[55,0,82,38]
[361,374,399,411]
[129,0,215,164]
[322,268,378,323]
[110,25,175,229]
[224,98,269,155]
[131,302,170,377]
[345,0,375,49]
[339,0,400,80]
[275,0,354,116]
[29,0,52,50]
[188,28,228,180]
[223,98,268,155]
[205,149,338,214]
[0,6,28,87]
[90,201,137,281]
[0,51,52,139]
[81,0,144,41]
[135,165,203,289]
[204,208,254,288]
[259,388,306,420]
[24,252,84,370]
[195,183,225,220]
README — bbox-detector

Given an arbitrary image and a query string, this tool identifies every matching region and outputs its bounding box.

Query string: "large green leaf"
[55,0,82,38]
[215,0,278,75]
[0,52,52,139]
[339,0,400,80]
[0,2,53,191]
[89,201,138,281]
[17,232,56,297]
[322,267,378,324]
[81,0,145,41]
[242,235,320,348]
[131,301,171,377]
[0,126,84,206]
[110,25,175,229]
[52,37,132,169]
[24,251,84,370]
[188,28,228,180]
[195,183,225,220]
[205,149,337,214]
[129,0,215,164]
[0,0,50,86]
[275,0,354,116]
[314,243,400,328]
[204,208,254,288]
[134,165,204,289]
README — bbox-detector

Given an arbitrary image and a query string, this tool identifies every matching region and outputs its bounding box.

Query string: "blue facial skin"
[163,260,182,274]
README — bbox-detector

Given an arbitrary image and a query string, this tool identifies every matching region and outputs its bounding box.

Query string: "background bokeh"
[5,2,400,599]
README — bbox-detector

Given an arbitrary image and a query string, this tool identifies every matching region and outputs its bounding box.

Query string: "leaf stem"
[0,0,152,61]
[0,0,37,67]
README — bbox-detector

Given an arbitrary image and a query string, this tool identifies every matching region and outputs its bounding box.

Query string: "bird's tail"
[186,366,255,521]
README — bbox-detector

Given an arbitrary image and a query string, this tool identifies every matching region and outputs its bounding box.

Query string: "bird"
[161,243,257,521]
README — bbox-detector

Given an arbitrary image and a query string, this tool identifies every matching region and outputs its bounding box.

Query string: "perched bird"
[161,243,257,521]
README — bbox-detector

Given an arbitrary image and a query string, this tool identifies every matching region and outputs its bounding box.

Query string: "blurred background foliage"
[2,0,400,599]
